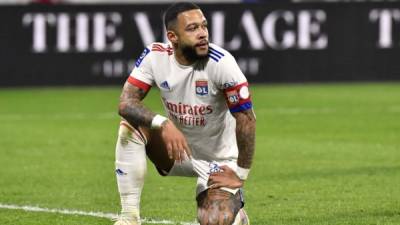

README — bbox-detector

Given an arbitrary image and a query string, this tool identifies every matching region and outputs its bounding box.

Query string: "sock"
[115,124,147,221]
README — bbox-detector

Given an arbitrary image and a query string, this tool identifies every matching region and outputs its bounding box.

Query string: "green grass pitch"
[0,83,399,225]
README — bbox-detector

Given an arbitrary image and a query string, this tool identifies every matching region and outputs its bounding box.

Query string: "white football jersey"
[128,42,252,161]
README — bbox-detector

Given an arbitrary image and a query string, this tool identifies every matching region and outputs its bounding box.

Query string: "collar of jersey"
[172,52,195,69]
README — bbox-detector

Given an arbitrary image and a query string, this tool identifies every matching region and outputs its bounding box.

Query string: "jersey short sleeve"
[214,49,253,113]
[127,45,154,92]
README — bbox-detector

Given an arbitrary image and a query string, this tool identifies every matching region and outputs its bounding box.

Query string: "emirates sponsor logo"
[162,98,213,116]
[162,98,213,127]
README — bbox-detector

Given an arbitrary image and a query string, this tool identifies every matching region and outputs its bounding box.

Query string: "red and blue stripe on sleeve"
[127,76,152,93]
[224,82,253,113]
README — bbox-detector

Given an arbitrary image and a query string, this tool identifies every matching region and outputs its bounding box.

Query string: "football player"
[114,2,256,225]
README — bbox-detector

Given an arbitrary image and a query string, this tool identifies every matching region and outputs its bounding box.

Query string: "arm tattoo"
[118,82,155,128]
[233,109,256,169]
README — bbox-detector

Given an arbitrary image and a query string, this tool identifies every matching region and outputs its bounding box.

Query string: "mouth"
[196,41,209,48]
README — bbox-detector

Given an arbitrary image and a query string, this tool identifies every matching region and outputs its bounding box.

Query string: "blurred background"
[1,1,400,225]
[1,0,400,86]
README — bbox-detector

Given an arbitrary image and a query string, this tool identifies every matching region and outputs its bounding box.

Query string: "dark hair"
[164,2,201,30]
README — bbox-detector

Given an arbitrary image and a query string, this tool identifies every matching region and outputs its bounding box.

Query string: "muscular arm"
[208,108,256,189]
[118,81,155,128]
[209,108,256,188]
[118,81,191,161]
[232,109,256,169]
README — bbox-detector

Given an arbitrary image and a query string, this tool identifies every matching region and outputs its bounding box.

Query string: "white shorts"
[167,158,239,196]
[119,121,239,197]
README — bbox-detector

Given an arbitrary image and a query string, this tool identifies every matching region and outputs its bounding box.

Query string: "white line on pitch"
[0,203,198,225]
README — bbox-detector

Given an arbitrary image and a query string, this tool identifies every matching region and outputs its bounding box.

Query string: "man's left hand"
[208,165,243,189]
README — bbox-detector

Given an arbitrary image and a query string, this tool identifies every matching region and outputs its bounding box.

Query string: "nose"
[198,26,208,39]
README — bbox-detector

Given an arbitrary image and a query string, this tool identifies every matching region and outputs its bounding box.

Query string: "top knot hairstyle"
[164,2,201,30]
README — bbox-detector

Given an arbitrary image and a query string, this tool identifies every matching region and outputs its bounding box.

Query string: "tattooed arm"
[232,108,256,169]
[208,108,256,189]
[118,81,155,127]
[118,81,191,161]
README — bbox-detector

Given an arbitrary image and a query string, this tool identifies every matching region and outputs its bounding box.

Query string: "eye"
[186,25,198,32]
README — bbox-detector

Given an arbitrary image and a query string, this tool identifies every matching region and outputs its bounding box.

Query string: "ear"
[167,30,178,44]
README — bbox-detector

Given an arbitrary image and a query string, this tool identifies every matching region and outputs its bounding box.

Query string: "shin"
[115,124,147,222]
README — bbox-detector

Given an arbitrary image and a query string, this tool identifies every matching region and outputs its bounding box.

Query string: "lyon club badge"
[195,80,208,96]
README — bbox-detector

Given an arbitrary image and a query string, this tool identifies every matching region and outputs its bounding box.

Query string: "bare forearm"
[234,109,256,169]
[118,82,155,127]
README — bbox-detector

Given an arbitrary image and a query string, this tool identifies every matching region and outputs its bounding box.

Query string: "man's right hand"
[160,120,192,162]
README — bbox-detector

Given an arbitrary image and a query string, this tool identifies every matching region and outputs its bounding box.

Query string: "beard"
[181,43,209,63]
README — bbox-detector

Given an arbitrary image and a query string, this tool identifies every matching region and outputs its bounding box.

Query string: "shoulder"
[206,44,246,87]
[138,42,173,59]
[149,42,173,55]
[207,43,242,71]
[135,42,172,67]
[208,43,237,66]
[208,43,229,62]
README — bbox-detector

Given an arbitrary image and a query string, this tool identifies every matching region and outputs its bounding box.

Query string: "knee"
[197,207,235,225]
[117,123,147,146]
